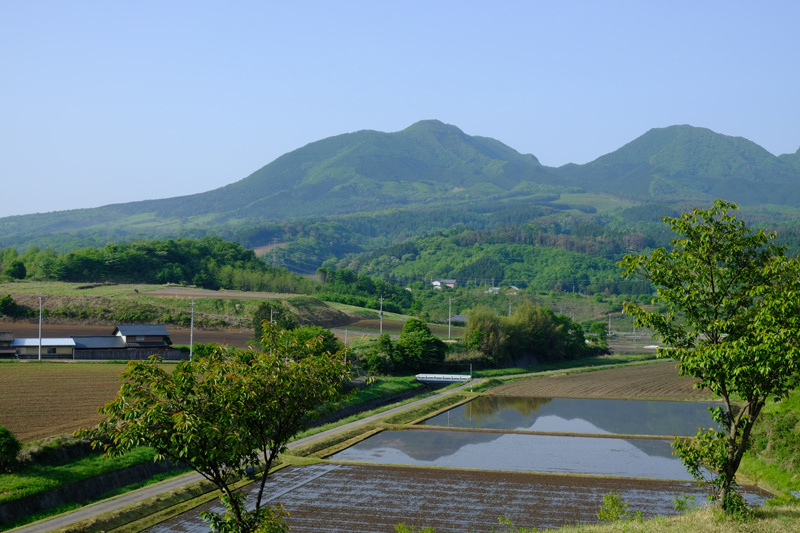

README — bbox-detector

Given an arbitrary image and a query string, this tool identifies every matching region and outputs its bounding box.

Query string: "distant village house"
[2,325,185,361]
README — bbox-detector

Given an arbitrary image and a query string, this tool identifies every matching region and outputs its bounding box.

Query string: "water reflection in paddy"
[421,396,721,436]
[330,429,697,480]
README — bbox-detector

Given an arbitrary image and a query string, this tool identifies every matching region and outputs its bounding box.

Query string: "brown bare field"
[489,360,715,400]
[0,326,256,443]
[0,362,126,443]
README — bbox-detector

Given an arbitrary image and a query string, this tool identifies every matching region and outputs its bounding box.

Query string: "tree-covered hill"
[554,125,800,204]
[779,146,800,170]
[2,120,800,258]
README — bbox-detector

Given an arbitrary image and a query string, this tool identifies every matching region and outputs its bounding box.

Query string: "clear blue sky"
[2,1,798,217]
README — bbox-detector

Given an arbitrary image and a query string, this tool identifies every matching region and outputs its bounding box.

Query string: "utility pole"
[269,308,274,356]
[38,296,43,360]
[379,296,384,335]
[448,297,452,339]
[189,300,195,362]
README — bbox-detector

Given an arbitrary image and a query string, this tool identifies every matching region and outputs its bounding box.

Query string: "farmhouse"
[113,324,171,349]
[9,325,186,361]
[0,332,15,358]
[10,338,76,358]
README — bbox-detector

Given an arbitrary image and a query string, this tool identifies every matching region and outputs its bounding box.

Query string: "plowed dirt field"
[489,360,714,400]
[0,362,125,442]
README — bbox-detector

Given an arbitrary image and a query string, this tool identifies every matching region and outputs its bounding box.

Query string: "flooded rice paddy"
[148,394,771,532]
[330,429,696,480]
[421,396,722,436]
[146,464,737,533]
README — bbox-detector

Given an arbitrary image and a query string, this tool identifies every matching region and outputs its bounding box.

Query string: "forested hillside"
[0,237,313,294]
[2,121,800,257]
[554,125,800,204]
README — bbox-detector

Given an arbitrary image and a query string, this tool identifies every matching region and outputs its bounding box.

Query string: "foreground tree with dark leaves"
[620,199,800,512]
[79,323,351,532]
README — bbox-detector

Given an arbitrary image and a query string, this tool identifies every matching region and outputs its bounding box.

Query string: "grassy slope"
[739,389,800,497]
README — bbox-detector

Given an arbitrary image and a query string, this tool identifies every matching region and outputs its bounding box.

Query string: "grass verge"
[0,447,159,504]
[472,354,658,379]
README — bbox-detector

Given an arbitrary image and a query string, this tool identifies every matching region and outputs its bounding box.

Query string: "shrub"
[0,424,21,472]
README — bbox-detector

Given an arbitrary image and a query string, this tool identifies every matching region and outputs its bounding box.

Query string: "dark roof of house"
[448,315,468,322]
[0,332,14,342]
[125,342,169,349]
[114,325,170,337]
[71,336,127,349]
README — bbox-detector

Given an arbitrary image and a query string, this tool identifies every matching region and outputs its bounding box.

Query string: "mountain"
[779,147,800,171]
[168,119,557,219]
[2,121,800,251]
[554,125,800,204]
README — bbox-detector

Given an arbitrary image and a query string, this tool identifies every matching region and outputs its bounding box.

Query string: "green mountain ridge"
[2,120,800,252]
[554,125,800,202]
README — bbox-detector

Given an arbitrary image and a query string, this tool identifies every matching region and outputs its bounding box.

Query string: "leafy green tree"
[2,260,26,279]
[396,318,446,372]
[465,303,587,365]
[361,333,398,374]
[465,306,505,362]
[619,200,800,511]
[0,425,21,473]
[79,333,351,532]
[0,295,25,317]
[252,300,299,342]
[505,301,585,362]
[284,325,342,356]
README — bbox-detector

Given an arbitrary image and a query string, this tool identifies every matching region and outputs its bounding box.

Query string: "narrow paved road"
[12,380,480,533]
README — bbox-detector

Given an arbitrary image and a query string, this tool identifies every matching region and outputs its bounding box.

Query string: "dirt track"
[142,287,296,299]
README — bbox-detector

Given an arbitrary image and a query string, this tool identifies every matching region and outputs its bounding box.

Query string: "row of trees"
[464,301,595,366]
[359,318,447,375]
[0,237,314,294]
[314,267,413,312]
